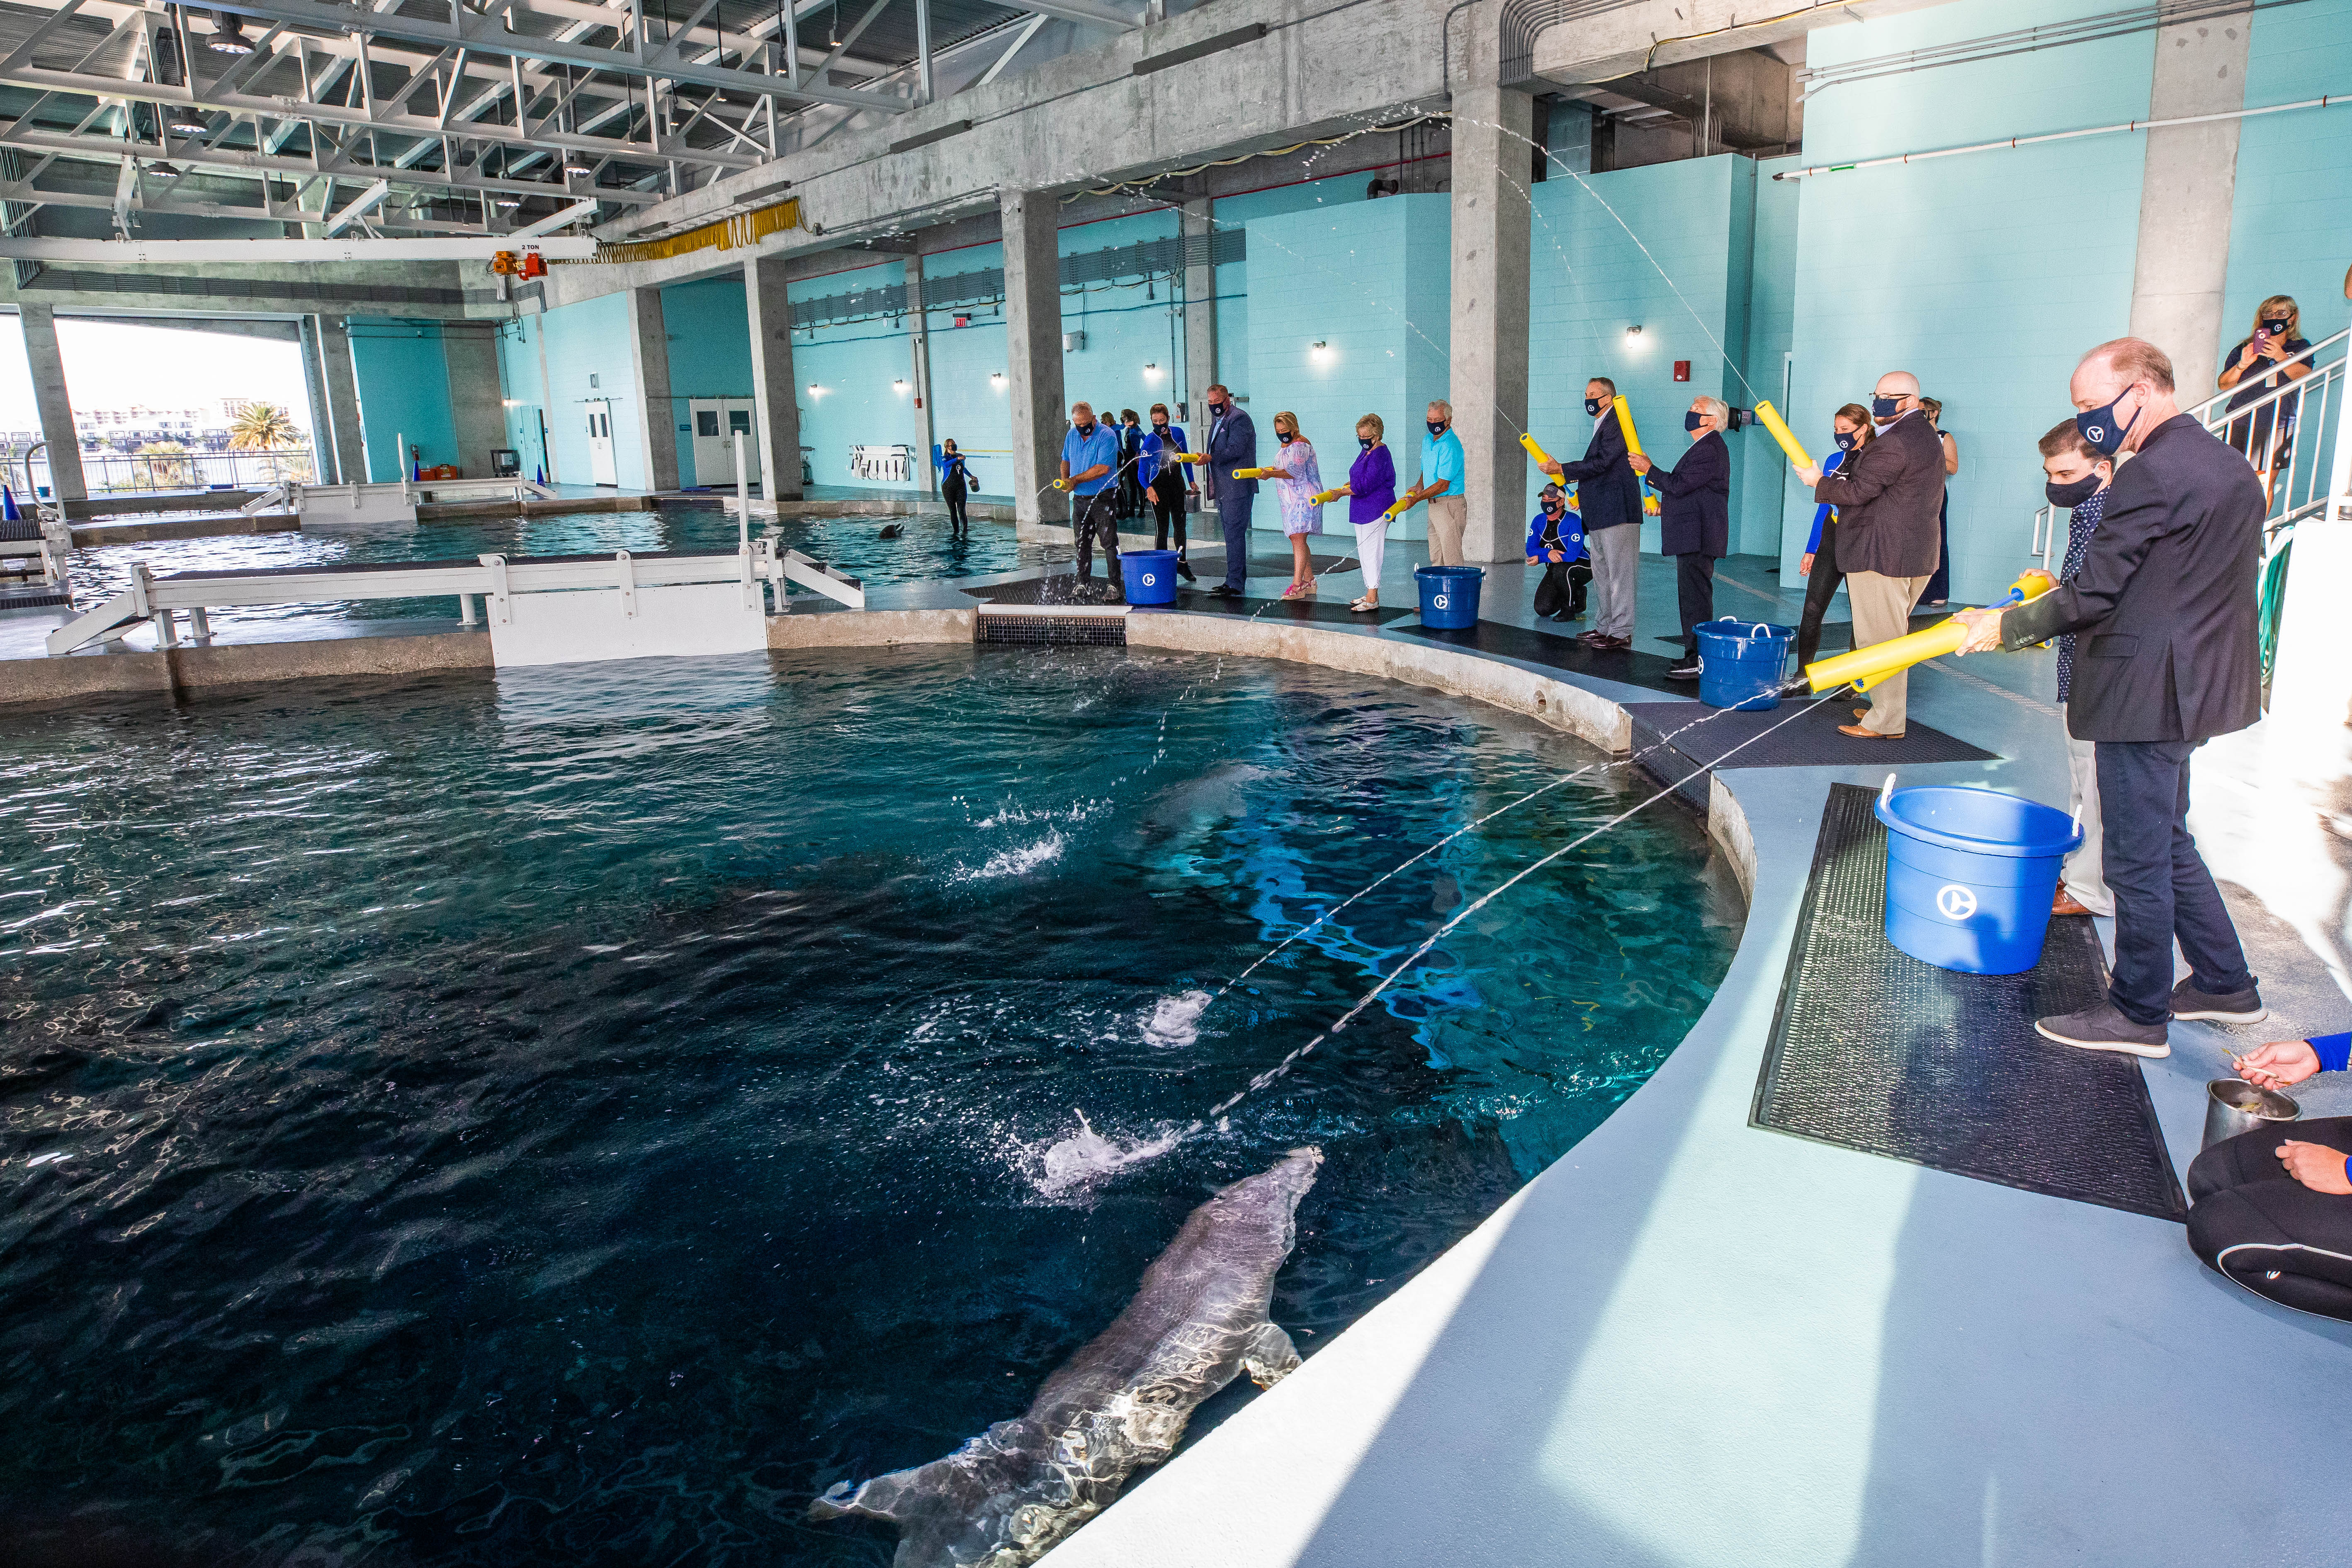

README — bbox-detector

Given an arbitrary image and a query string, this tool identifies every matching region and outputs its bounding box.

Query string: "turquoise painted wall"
[494,315,552,482]
[2222,0,2352,496]
[1245,195,1450,540]
[1527,155,1754,557]
[661,276,754,400]
[1212,172,1374,403]
[792,258,923,491]
[1738,155,1801,561]
[1059,209,1184,435]
[347,318,459,483]
[925,241,1011,496]
[1789,0,2150,601]
[534,291,644,489]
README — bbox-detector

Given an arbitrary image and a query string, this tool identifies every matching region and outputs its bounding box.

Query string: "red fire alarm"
[1673,360,1691,382]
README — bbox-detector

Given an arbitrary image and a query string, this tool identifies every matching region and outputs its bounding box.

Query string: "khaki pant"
[2063,729,2113,914]
[1846,570,1929,735]
[1587,524,1639,639]
[1425,495,1466,566]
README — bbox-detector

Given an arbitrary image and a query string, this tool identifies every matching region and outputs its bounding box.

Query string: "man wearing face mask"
[1058,400,1125,592]
[1395,401,1467,567]
[1201,383,1258,598]
[1140,402,1194,582]
[2038,418,2117,921]
[1795,371,1945,737]
[1538,377,1643,649]
[1956,338,2265,1057]
[1630,396,1732,678]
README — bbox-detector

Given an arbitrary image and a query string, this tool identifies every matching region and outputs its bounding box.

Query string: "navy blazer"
[1555,416,1643,532]
[1813,411,1942,576]
[1205,408,1258,503]
[2003,413,2262,743]
[1644,430,1730,557]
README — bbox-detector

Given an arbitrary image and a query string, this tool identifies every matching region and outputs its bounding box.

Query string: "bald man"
[1796,371,1946,738]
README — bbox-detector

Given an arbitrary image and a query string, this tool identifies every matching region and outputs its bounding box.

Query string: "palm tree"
[228,402,300,451]
[131,440,197,490]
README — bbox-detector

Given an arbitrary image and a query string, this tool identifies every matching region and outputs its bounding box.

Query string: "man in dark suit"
[1200,383,1258,598]
[1796,370,1945,737]
[1539,377,1643,649]
[1957,337,2265,1056]
[1633,395,1732,678]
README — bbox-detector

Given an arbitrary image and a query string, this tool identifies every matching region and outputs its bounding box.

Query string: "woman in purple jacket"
[1323,413,1396,613]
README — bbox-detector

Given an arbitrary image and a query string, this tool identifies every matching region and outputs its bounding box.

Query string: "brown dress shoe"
[2051,888,2094,917]
[1837,722,1903,739]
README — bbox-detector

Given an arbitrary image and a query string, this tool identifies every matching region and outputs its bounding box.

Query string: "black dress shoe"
[1207,583,1242,598]
[1667,660,1702,680]
[1178,560,1197,582]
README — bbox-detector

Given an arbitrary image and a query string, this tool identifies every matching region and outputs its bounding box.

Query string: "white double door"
[688,398,762,489]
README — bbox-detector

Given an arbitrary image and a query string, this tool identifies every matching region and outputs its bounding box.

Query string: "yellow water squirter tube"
[1802,570,2058,694]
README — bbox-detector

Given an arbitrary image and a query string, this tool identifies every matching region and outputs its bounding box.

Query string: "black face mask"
[1871,394,1904,420]
[1152,421,1168,432]
[1426,420,1446,435]
[2046,472,2104,508]
[1207,400,1226,416]
[2076,387,2138,458]
[1358,436,1375,450]
[1683,411,1706,432]
[1277,431,1295,445]
[1075,421,1094,436]
[1584,396,1605,416]
[1834,431,1859,452]
[2262,318,2292,335]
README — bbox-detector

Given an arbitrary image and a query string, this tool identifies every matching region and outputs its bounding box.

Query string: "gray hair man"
[1632,394,1733,676]
[1795,371,1944,736]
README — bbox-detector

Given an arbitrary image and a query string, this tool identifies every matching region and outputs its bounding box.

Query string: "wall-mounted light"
[807,383,825,398]
[1143,362,1163,379]
[893,379,910,394]
[990,372,1006,387]
[1624,325,1645,347]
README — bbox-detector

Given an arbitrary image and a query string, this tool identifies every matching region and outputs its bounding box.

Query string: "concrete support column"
[2127,10,2253,399]
[1181,197,1216,420]
[442,327,507,479]
[745,252,804,501]
[1448,83,1536,564]
[906,257,937,493]
[627,284,681,491]
[297,317,339,484]
[315,315,367,485]
[1001,187,1068,527]
[17,304,85,502]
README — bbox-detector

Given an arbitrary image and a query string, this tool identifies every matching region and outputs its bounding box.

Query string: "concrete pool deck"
[2,529,2347,1562]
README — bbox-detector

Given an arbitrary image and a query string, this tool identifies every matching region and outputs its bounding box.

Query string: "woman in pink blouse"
[1267,411,1326,600]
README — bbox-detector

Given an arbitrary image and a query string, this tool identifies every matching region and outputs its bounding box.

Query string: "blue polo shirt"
[1060,422,1123,496]
[1421,426,1465,497]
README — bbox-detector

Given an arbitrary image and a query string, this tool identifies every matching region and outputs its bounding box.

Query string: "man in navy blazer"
[1957,337,2264,1058]
[1201,383,1258,597]
[1540,376,1645,649]
[1634,396,1732,677]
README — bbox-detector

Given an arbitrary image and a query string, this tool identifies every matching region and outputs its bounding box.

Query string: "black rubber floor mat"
[1145,594,1415,627]
[1752,783,2186,1221]
[1624,698,1995,805]
[1387,619,1691,695]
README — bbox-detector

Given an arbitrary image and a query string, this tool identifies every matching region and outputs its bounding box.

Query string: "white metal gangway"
[2028,327,2348,573]
[44,541,865,667]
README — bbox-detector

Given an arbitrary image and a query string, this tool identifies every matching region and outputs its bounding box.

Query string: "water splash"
[955,831,1066,882]
[1031,1111,1187,1198]
[1142,989,1214,1048]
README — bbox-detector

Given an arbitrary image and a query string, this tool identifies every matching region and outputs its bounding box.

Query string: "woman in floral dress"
[1267,411,1325,600]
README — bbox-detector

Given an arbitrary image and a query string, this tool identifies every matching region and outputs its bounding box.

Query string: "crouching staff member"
[2188,1032,2352,1321]
[1795,404,1871,670]
[1526,484,1588,621]
[1059,401,1125,591]
[2039,417,2117,919]
[1633,396,1731,679]
[1956,338,2264,1057]
[1142,403,1195,582]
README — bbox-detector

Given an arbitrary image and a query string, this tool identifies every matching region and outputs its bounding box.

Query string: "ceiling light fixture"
[207,11,254,53]
[170,114,208,134]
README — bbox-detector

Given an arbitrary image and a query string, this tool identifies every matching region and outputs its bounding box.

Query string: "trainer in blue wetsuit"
[2187,1030,2352,1321]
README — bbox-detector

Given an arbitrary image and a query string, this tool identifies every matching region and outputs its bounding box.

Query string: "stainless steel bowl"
[2203,1078,2301,1149]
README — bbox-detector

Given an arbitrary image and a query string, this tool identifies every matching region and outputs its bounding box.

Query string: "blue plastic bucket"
[1415,565,1485,629]
[1875,781,2083,975]
[1696,618,1794,711]
[1121,549,1180,606]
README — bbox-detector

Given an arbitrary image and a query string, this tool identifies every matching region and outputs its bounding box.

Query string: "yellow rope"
[588,196,802,265]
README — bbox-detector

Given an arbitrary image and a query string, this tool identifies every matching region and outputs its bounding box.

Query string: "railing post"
[2265,352,2352,727]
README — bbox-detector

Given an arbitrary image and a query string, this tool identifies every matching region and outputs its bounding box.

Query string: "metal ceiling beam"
[204,0,911,112]
[0,233,598,258]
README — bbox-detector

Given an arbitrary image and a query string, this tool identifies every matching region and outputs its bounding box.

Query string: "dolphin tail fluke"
[808,1480,868,1522]
[1240,1320,1300,1388]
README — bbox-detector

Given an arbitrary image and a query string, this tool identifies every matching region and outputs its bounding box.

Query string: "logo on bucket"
[1935,884,1978,921]
[1141,572,1158,587]
[1432,594,1450,610]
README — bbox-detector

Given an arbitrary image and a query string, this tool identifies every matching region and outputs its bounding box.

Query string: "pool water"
[65,509,1064,637]
[0,647,1740,1564]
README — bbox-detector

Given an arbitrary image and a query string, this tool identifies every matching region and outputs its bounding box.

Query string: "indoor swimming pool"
[61,508,1064,637]
[0,646,1740,1563]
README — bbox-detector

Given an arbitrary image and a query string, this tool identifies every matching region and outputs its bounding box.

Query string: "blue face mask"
[2076,387,2140,458]
[1871,394,1904,420]
[1683,411,1706,432]
[1834,431,1859,452]
[1584,396,1605,416]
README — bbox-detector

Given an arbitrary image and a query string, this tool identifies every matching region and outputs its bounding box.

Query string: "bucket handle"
[1752,623,1771,639]
[1879,771,1897,810]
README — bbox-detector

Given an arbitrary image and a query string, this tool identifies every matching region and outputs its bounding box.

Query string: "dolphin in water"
[812,1147,1323,1566]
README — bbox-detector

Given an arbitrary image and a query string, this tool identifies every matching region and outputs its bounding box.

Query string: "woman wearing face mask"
[1321,414,1396,613]
[1140,403,1195,581]
[1918,396,1961,606]
[2217,294,2311,503]
[1794,404,1871,670]
[1264,411,1326,599]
